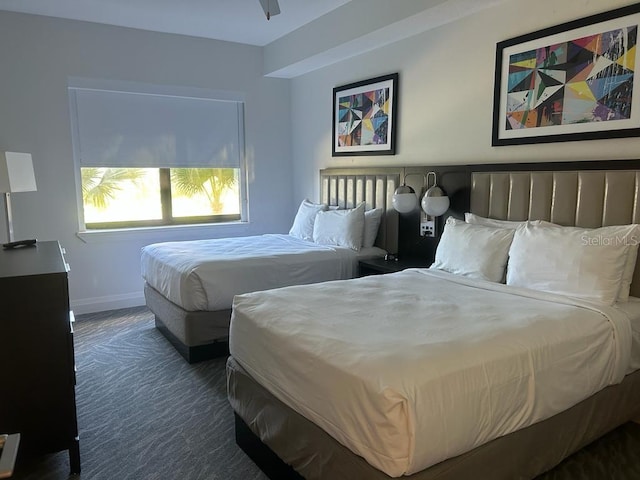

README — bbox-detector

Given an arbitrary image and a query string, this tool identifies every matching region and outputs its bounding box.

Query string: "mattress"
[140,233,385,311]
[227,357,640,480]
[229,269,632,478]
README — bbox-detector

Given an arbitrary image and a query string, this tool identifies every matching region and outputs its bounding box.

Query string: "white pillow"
[506,223,639,305]
[313,203,365,251]
[467,213,640,302]
[621,244,639,302]
[363,208,383,248]
[430,217,515,282]
[465,212,550,229]
[289,199,327,241]
[517,220,638,302]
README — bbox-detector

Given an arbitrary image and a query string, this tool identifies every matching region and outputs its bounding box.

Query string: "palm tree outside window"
[81,166,240,229]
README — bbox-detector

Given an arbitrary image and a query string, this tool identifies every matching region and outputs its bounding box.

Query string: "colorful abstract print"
[337,87,390,146]
[506,26,636,130]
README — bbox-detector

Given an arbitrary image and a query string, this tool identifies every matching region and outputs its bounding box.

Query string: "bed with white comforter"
[141,233,384,311]
[228,165,640,480]
[229,268,634,478]
[141,183,394,363]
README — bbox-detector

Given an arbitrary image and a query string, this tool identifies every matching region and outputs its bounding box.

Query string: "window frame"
[81,167,242,230]
[68,78,248,234]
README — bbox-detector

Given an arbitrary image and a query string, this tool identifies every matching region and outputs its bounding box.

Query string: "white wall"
[0,12,293,313]
[291,0,640,203]
[3,0,638,313]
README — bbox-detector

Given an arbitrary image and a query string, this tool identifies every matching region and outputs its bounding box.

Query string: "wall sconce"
[392,170,449,237]
[421,171,450,216]
[391,172,423,214]
[0,152,37,242]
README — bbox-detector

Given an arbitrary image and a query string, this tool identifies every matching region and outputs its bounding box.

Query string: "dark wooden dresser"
[0,241,80,473]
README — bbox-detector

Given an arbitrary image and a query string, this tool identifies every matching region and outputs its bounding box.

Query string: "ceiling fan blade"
[258,0,281,19]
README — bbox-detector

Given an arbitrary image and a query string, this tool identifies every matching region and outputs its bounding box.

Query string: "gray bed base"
[227,356,640,480]
[144,283,230,363]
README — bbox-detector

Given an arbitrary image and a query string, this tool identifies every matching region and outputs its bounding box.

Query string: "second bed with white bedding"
[141,233,385,311]
[229,268,634,478]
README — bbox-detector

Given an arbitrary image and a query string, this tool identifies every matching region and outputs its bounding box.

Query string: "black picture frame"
[332,73,398,156]
[492,3,640,146]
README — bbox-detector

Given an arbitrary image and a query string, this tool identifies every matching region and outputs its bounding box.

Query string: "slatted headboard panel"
[320,168,401,254]
[470,169,640,296]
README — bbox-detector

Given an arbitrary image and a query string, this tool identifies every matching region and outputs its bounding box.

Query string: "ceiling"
[0,0,353,46]
[0,0,512,78]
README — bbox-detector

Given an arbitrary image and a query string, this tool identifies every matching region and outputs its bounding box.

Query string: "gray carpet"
[12,306,266,480]
[10,307,640,479]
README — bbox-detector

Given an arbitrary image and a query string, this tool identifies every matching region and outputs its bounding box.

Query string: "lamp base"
[2,238,37,249]
[3,192,14,243]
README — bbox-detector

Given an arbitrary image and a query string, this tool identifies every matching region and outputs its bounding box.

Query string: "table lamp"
[0,152,37,242]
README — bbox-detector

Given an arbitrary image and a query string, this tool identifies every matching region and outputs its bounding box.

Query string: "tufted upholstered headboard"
[469,167,640,297]
[320,168,401,254]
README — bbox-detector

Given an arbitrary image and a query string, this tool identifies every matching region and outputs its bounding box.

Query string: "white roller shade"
[72,88,242,169]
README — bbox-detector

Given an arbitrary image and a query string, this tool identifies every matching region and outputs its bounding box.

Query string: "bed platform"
[144,168,401,363]
[227,159,640,479]
[144,283,230,363]
[228,358,640,480]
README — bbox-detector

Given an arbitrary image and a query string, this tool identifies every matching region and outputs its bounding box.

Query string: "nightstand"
[358,257,431,277]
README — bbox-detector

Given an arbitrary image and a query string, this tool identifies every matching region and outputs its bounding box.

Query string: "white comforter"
[229,269,632,477]
[141,234,371,311]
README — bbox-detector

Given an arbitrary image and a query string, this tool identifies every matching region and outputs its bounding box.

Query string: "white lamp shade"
[392,187,418,213]
[0,152,37,193]
[421,187,450,216]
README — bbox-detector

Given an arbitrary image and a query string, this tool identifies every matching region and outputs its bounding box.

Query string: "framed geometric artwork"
[492,3,640,146]
[332,73,398,156]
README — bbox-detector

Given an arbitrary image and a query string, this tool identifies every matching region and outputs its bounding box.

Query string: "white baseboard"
[70,291,145,315]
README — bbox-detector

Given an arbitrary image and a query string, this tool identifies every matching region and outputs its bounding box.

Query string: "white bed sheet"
[141,233,385,311]
[229,269,632,478]
[617,296,640,373]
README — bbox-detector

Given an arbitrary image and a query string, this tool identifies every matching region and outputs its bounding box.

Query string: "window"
[69,82,246,230]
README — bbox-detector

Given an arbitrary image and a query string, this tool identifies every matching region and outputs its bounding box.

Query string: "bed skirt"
[144,283,230,363]
[226,356,640,480]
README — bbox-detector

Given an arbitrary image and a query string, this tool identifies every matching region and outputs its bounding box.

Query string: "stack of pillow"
[289,199,383,251]
[431,213,640,305]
